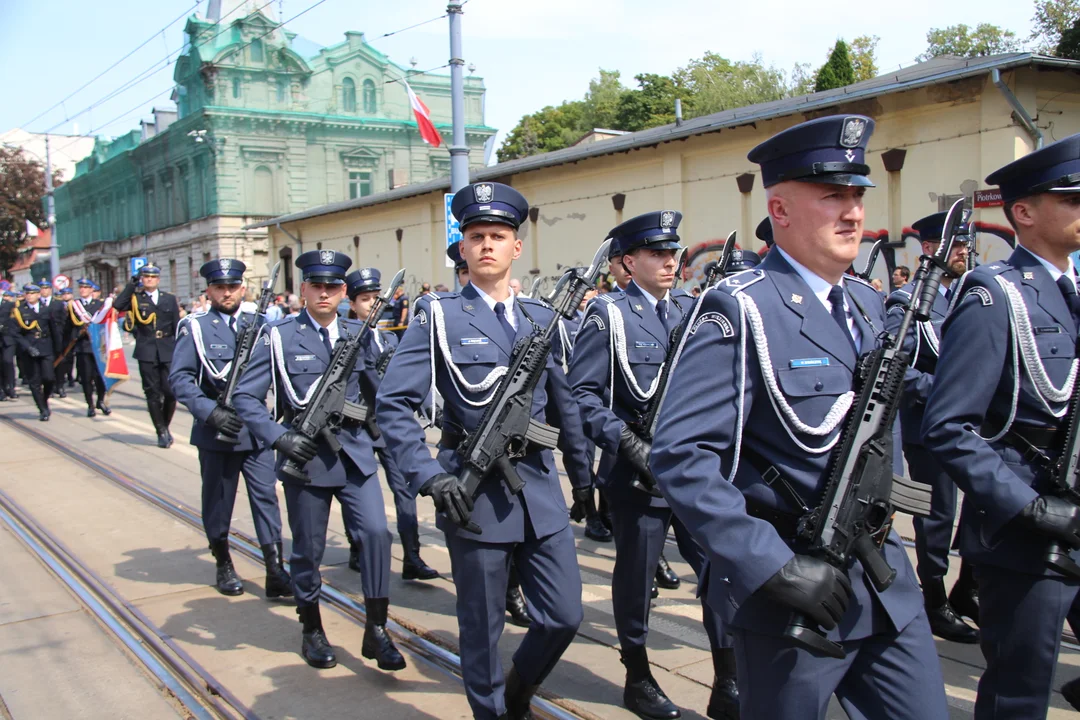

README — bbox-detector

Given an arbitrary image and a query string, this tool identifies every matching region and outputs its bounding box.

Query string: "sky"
[0,0,1042,166]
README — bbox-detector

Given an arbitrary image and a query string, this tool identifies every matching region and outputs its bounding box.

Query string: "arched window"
[362,79,377,114]
[342,77,356,112]
[253,166,275,215]
[232,77,241,99]
[250,39,264,63]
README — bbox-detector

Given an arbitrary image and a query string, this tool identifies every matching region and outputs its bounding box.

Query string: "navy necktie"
[228,316,236,335]
[319,326,333,356]
[494,302,516,344]
[656,298,675,335]
[1057,274,1080,332]
[828,285,857,353]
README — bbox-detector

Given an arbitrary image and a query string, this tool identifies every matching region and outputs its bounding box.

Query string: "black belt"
[744,497,801,541]
[982,421,1062,450]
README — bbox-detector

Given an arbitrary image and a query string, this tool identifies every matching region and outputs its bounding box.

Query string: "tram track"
[0,485,256,720]
[0,413,594,720]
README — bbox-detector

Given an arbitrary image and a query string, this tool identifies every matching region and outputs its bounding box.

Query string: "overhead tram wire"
[21,0,203,130]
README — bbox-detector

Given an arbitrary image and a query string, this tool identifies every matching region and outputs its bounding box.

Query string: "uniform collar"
[627,280,669,311]
[774,245,843,312]
[299,309,340,344]
[468,282,517,330]
[1018,244,1077,290]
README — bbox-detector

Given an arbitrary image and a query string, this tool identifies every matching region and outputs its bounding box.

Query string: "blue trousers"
[733,609,947,719]
[446,521,582,720]
[198,447,281,547]
[974,563,1079,719]
[284,469,391,605]
[378,446,418,540]
[905,443,958,585]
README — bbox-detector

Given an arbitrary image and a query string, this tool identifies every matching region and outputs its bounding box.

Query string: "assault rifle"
[445,240,611,535]
[279,269,404,483]
[855,237,885,282]
[214,262,280,443]
[631,231,737,495]
[783,198,967,659]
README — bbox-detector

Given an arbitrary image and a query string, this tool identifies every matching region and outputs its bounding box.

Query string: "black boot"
[584,509,613,542]
[504,664,539,720]
[298,604,337,669]
[656,554,680,590]
[707,648,739,720]
[362,597,406,671]
[262,542,293,599]
[209,540,244,596]
[163,397,176,446]
[148,401,169,448]
[622,645,680,719]
[96,399,111,416]
[924,578,978,644]
[401,528,439,581]
[1062,677,1080,711]
[948,560,979,625]
[506,566,532,628]
[651,579,659,600]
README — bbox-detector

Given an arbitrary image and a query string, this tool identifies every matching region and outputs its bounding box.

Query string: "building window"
[362,79,376,114]
[348,170,372,200]
[232,77,241,99]
[254,165,275,214]
[277,77,287,104]
[250,39,264,63]
[342,77,356,112]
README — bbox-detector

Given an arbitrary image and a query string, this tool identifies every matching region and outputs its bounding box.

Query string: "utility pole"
[44,136,59,280]
[447,2,469,194]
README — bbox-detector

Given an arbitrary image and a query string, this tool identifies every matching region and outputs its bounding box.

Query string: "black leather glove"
[26,346,41,359]
[130,273,141,285]
[1016,495,1080,549]
[420,473,474,527]
[273,430,318,465]
[619,425,655,481]
[206,406,243,436]
[754,555,853,631]
[570,486,596,523]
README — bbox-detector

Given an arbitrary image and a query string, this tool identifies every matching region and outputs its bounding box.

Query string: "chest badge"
[1024,272,1035,280]
[634,304,643,311]
[791,294,804,305]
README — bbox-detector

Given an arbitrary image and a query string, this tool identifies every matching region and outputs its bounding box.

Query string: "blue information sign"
[445,194,461,268]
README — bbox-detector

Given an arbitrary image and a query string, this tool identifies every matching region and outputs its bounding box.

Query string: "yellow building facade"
[253,54,1080,294]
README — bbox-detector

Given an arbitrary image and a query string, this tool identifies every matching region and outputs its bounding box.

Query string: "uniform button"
[645,354,651,361]
[473,354,479,361]
[814,381,824,391]
[1052,346,1059,354]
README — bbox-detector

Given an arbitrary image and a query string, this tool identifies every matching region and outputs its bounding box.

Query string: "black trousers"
[0,342,15,394]
[76,352,106,407]
[20,353,55,411]
[138,359,175,430]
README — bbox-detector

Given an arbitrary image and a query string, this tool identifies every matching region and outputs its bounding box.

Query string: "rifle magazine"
[525,418,560,449]
[889,474,932,517]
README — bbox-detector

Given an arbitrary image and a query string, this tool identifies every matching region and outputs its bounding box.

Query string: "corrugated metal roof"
[249,53,1080,230]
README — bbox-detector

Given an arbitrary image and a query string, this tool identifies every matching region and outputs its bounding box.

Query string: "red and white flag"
[405,82,442,147]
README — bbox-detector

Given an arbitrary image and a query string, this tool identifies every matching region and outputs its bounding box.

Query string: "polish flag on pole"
[405,82,442,148]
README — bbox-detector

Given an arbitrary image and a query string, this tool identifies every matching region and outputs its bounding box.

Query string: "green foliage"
[917,23,1021,61]
[496,103,587,163]
[0,147,59,277]
[1057,15,1080,58]
[581,69,625,130]
[850,35,880,82]
[614,73,689,131]
[815,40,857,92]
[1031,0,1080,53]
[788,62,817,96]
[673,52,788,115]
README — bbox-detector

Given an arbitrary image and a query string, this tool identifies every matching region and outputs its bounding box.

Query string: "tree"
[0,147,59,277]
[787,62,817,96]
[1057,15,1080,58]
[581,69,626,130]
[1031,0,1080,53]
[614,73,690,132]
[850,35,880,82]
[917,23,1021,61]
[673,52,788,116]
[815,40,857,92]
[496,103,586,162]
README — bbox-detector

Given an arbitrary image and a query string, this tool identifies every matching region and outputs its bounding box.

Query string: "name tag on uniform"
[460,337,489,345]
[294,354,316,361]
[1035,326,1063,334]
[790,357,829,368]
[635,341,660,349]
[209,344,229,350]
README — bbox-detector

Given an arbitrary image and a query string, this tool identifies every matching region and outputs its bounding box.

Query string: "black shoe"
[39,411,50,422]
[1062,677,1080,711]
[362,597,406,671]
[506,586,532,628]
[164,428,174,447]
[707,649,740,720]
[262,543,293,599]
[924,578,977,643]
[504,665,540,720]
[298,604,337,669]
[157,432,170,449]
[96,400,111,416]
[57,387,66,399]
[210,540,244,596]
[949,564,979,625]
[584,513,613,542]
[348,542,362,573]
[656,554,681,590]
[622,646,681,719]
[651,580,659,600]
[87,406,96,418]
[401,529,439,580]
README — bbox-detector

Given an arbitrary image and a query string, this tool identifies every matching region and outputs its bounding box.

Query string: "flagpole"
[447,1,469,194]
[45,136,59,281]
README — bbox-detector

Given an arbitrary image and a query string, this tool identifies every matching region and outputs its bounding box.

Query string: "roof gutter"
[275,222,303,255]
[991,67,1043,149]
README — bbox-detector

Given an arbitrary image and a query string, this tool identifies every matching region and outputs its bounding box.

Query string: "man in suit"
[66,278,110,417]
[169,259,291,599]
[8,283,58,420]
[922,133,1080,719]
[232,250,404,673]
[376,182,595,720]
[571,211,737,720]
[0,289,17,400]
[651,115,947,719]
[113,264,181,448]
[884,212,978,643]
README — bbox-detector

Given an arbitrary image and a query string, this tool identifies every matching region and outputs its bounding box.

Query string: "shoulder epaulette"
[843,274,876,290]
[718,269,767,294]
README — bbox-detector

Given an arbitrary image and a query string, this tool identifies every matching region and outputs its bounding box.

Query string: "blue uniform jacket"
[650,251,923,642]
[359,327,398,449]
[569,281,690,509]
[232,310,379,487]
[922,246,1080,574]
[169,310,262,452]
[375,284,594,544]
[884,282,950,444]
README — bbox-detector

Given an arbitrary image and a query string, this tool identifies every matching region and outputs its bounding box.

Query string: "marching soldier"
[37,281,66,399]
[345,267,439,582]
[377,182,595,720]
[7,283,58,421]
[169,259,291,599]
[232,250,404,672]
[56,287,77,391]
[0,289,16,401]
[922,134,1080,718]
[113,264,181,448]
[884,213,979,643]
[651,115,947,718]
[570,211,738,720]
[66,279,111,417]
